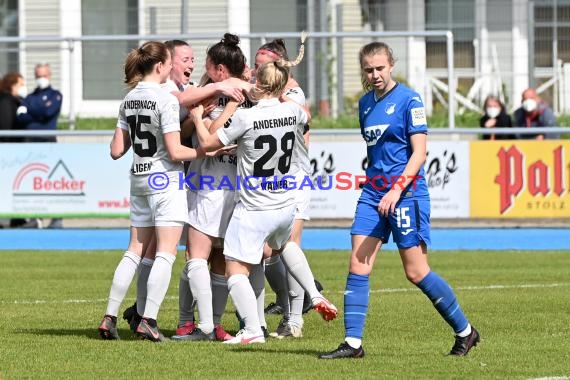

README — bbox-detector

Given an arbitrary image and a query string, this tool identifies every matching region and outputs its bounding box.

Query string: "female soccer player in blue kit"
[319,41,480,359]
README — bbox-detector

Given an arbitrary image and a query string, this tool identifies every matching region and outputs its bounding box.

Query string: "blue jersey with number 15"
[358,83,429,199]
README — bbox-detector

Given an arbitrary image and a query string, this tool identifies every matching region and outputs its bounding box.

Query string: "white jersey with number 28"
[217,98,308,211]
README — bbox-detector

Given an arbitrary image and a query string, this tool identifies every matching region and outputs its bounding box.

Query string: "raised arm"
[208,100,239,132]
[175,78,251,107]
[190,105,224,151]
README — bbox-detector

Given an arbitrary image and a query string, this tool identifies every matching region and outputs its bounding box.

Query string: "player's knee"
[404,268,428,285]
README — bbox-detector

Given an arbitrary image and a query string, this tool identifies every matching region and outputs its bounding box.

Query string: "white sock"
[188,258,213,333]
[143,252,175,320]
[249,263,268,328]
[457,324,472,337]
[105,251,140,316]
[287,272,304,328]
[280,242,320,300]
[136,258,154,316]
[345,337,362,349]
[228,274,262,336]
[264,255,290,312]
[210,271,229,326]
[178,264,195,325]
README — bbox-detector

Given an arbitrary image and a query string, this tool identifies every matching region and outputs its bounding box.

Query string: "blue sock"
[344,272,370,340]
[416,271,469,334]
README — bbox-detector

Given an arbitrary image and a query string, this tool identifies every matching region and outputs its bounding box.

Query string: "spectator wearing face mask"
[0,72,36,228]
[17,63,64,229]
[17,63,63,143]
[0,71,27,143]
[480,95,514,140]
[513,87,558,140]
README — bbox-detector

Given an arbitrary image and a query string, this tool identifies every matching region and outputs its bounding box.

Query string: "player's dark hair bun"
[274,39,286,49]
[222,33,240,47]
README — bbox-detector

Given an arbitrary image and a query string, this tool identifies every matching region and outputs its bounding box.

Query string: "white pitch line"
[527,377,570,380]
[367,282,570,294]
[0,296,181,306]
[1,283,569,305]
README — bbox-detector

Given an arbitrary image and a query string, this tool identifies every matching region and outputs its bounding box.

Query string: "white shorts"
[188,188,236,238]
[224,202,296,265]
[178,190,196,245]
[294,171,311,221]
[130,189,188,228]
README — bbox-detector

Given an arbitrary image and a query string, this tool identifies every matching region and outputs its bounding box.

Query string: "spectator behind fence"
[513,88,558,140]
[0,71,27,143]
[17,63,64,229]
[0,72,31,228]
[479,95,515,140]
[17,63,63,143]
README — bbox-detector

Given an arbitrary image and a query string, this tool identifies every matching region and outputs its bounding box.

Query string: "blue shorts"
[350,187,431,249]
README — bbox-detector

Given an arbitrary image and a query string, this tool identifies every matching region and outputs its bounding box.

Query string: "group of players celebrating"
[97,31,480,359]
[98,32,337,346]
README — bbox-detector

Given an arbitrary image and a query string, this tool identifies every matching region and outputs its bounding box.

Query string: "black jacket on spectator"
[0,91,24,142]
[479,112,515,140]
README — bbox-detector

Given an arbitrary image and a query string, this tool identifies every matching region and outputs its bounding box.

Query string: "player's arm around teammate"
[191,60,309,344]
[171,34,251,342]
[98,41,205,342]
[253,36,335,339]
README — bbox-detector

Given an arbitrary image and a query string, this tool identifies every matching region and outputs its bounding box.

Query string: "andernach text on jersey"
[124,99,157,110]
[253,116,297,130]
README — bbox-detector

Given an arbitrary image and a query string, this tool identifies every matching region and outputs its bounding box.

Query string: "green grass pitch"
[1,249,569,379]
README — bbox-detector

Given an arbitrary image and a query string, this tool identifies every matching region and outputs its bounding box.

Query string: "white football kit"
[116,81,188,227]
[187,94,255,238]
[218,98,309,264]
[283,86,311,221]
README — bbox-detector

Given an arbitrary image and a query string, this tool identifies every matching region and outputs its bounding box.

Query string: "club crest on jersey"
[363,124,389,146]
[385,103,396,115]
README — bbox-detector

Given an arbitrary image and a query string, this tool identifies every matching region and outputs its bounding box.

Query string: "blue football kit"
[351,83,431,249]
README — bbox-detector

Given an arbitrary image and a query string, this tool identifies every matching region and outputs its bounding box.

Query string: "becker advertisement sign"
[0,141,471,219]
[0,144,130,217]
[470,141,570,218]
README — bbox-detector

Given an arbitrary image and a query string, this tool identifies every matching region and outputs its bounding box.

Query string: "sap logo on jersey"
[363,124,389,146]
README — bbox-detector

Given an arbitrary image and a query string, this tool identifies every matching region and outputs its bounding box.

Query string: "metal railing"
[1,127,568,138]
[0,30,456,129]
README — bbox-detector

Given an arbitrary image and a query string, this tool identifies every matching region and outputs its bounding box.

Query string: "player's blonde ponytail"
[281,31,307,68]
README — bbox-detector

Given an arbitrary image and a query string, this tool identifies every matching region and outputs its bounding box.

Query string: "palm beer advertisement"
[470,141,570,218]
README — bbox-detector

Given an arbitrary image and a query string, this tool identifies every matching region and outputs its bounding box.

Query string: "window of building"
[251,0,307,96]
[81,0,138,100]
[534,0,570,67]
[425,0,475,68]
[0,0,18,74]
[358,0,386,31]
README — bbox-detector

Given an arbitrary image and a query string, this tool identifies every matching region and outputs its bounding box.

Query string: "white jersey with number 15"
[116,81,182,195]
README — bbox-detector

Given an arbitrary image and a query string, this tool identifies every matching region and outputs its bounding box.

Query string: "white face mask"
[17,86,28,98]
[486,107,501,119]
[36,77,50,90]
[522,98,537,112]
